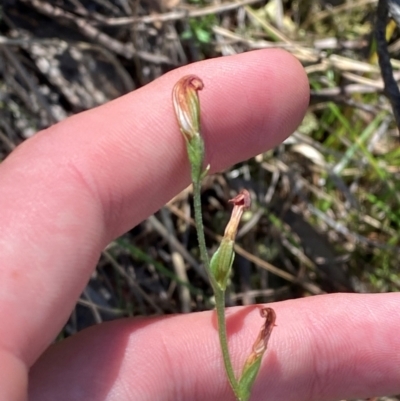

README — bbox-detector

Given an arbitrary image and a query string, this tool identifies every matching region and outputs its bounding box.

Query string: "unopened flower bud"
[172,75,206,182]
[172,75,204,142]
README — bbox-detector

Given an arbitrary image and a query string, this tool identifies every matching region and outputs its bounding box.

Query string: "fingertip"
[204,49,309,170]
[163,49,310,171]
[256,49,310,146]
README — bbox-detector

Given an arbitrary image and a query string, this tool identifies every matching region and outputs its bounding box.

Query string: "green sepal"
[210,238,235,291]
[185,132,205,184]
[237,355,263,401]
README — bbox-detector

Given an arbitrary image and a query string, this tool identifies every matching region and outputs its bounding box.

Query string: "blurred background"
[1,2,400,398]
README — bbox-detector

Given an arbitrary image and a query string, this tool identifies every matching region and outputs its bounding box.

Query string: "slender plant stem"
[215,288,241,399]
[192,181,211,273]
[192,178,240,399]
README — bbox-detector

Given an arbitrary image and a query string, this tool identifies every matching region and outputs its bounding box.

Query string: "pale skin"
[0,49,399,401]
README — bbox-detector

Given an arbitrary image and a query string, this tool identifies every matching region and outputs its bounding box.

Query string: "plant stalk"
[215,288,241,399]
[192,180,213,282]
[192,179,240,400]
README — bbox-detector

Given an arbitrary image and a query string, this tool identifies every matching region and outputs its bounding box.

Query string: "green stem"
[192,178,240,400]
[192,181,211,275]
[215,288,241,399]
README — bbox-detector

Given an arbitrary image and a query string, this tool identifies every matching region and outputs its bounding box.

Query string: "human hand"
[1,49,399,401]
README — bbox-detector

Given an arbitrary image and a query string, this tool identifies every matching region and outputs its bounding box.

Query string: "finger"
[29,293,400,401]
[0,49,309,369]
